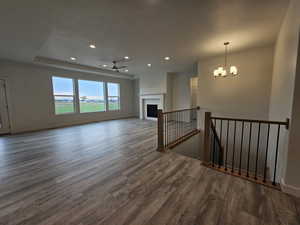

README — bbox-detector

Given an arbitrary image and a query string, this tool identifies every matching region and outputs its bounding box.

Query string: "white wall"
[0,60,136,133]
[171,73,193,110]
[269,0,300,192]
[133,78,140,117]
[190,77,198,108]
[198,45,274,119]
[166,72,196,112]
[269,0,300,191]
[139,71,195,112]
[166,73,173,111]
[139,72,167,95]
[287,37,300,190]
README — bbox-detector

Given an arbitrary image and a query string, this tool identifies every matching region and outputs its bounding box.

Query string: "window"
[107,82,120,111]
[52,76,75,114]
[78,80,105,113]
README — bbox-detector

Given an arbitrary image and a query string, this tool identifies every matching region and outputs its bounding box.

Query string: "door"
[0,79,10,134]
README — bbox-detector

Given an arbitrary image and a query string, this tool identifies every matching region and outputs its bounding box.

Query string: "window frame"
[51,76,122,116]
[107,82,121,111]
[78,79,106,113]
[51,76,77,115]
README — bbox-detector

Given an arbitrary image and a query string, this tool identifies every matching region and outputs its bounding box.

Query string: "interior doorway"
[0,79,11,134]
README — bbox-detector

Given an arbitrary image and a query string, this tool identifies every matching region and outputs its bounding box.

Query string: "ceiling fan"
[109,60,128,72]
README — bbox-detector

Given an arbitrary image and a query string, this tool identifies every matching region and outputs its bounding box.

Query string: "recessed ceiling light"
[124,69,129,72]
[102,64,107,67]
[70,57,77,61]
[124,56,130,60]
[89,44,96,49]
[164,56,170,61]
[147,63,152,67]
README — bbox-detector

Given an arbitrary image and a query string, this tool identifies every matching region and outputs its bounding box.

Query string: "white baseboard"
[281,178,300,197]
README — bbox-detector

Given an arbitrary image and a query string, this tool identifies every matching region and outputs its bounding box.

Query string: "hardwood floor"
[0,118,299,225]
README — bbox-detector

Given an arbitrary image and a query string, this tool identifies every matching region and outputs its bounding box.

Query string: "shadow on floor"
[172,133,204,160]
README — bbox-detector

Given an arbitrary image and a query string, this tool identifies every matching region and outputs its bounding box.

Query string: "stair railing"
[157,107,200,152]
[203,112,289,188]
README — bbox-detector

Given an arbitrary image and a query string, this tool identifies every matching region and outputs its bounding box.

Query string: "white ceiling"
[0,0,289,77]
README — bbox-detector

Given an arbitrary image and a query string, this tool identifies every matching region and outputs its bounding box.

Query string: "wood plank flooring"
[0,118,299,225]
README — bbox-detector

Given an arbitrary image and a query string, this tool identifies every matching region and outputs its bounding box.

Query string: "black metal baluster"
[164,114,166,148]
[273,125,281,185]
[182,111,184,138]
[166,114,168,148]
[166,114,169,147]
[189,110,191,133]
[239,121,245,175]
[195,109,197,130]
[231,120,237,173]
[178,111,180,140]
[173,113,175,143]
[254,123,261,180]
[182,112,187,136]
[169,113,171,145]
[183,111,185,137]
[170,113,173,143]
[179,111,180,140]
[225,120,229,171]
[174,112,176,143]
[186,110,188,135]
[263,124,270,183]
[182,111,184,137]
[179,112,184,138]
[210,128,214,163]
[246,122,252,177]
[179,111,181,139]
[175,112,177,142]
[192,110,194,131]
[219,120,223,168]
[174,112,176,142]
[176,112,179,141]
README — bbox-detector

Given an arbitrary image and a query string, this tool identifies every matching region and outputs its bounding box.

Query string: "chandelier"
[213,42,238,78]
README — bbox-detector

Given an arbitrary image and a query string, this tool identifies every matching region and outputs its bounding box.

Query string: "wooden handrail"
[163,106,200,115]
[211,116,289,129]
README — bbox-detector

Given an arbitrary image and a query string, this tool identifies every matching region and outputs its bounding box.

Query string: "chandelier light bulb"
[221,70,227,77]
[230,66,238,75]
[214,69,219,77]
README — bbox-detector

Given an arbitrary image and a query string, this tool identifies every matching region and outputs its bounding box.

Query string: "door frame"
[0,76,13,134]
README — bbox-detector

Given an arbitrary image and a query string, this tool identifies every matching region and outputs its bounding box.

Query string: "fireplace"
[147,104,158,118]
[139,94,165,120]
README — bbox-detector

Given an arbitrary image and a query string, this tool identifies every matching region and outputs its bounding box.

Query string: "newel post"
[203,112,211,165]
[157,109,165,152]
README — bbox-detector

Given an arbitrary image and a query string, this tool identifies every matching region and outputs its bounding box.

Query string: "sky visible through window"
[107,83,119,96]
[52,77,119,98]
[78,80,104,100]
[52,77,74,95]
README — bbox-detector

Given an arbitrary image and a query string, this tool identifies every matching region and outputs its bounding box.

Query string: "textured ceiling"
[0,0,289,77]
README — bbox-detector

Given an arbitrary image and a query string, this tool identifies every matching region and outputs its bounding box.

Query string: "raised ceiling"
[0,0,288,77]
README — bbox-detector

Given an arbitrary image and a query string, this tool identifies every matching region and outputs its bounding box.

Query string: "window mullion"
[105,82,109,112]
[74,78,80,113]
